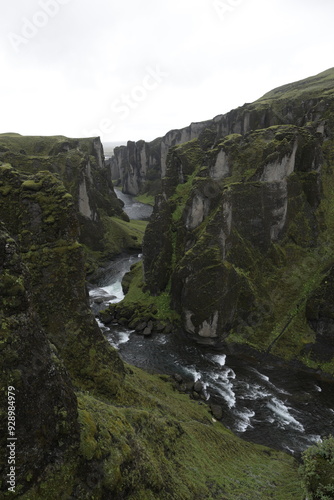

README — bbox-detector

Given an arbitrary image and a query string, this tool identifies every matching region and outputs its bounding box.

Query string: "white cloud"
[0,0,333,142]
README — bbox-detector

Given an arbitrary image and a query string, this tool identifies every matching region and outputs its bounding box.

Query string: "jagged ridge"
[109,68,334,198]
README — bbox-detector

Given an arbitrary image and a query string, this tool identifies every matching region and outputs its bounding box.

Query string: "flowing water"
[114,188,153,221]
[89,191,334,457]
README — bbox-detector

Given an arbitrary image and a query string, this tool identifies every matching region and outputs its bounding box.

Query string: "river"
[89,190,334,457]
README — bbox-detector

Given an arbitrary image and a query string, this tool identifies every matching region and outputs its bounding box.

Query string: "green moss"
[0,185,12,196]
[21,179,43,191]
[21,368,302,499]
[134,193,155,205]
[0,163,13,171]
[112,261,179,324]
[78,408,98,460]
[170,170,201,222]
[17,459,79,500]
[300,435,334,499]
[99,216,147,258]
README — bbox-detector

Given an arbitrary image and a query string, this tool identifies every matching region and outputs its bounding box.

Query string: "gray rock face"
[109,82,329,199]
[140,68,334,369]
[110,121,212,196]
[0,135,128,262]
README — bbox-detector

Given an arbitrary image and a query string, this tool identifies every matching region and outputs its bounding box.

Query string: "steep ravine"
[0,141,305,499]
[91,194,334,458]
[0,134,145,274]
[107,68,334,379]
[2,68,334,497]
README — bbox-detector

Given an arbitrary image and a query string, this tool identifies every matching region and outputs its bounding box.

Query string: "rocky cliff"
[109,68,334,200]
[0,164,126,497]
[117,68,334,377]
[109,122,212,197]
[0,134,145,273]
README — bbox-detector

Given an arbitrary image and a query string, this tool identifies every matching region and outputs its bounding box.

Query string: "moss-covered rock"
[143,194,173,294]
[0,166,125,398]
[110,68,334,198]
[0,134,144,272]
[134,70,334,377]
[0,224,79,498]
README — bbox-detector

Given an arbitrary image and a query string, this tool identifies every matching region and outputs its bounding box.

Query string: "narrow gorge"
[1,68,334,499]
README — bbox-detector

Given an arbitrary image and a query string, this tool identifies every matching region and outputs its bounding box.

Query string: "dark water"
[114,188,153,221]
[98,319,334,456]
[90,192,334,457]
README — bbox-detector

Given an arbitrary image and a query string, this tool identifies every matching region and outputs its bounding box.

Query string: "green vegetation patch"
[110,261,179,325]
[300,435,334,499]
[257,67,334,104]
[19,363,304,499]
[134,193,155,205]
[81,367,303,499]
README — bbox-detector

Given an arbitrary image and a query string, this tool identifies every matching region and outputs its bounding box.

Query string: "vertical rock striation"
[140,68,334,374]
[109,68,334,202]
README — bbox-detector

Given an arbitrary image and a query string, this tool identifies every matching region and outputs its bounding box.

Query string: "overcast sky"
[1,0,333,144]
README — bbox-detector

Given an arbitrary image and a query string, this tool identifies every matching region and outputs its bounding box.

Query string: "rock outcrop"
[137,68,334,376]
[0,153,303,500]
[0,134,144,273]
[109,68,334,201]
[0,164,126,498]
[0,165,125,397]
[0,223,80,495]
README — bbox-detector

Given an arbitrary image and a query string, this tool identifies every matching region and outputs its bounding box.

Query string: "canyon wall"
[138,68,334,375]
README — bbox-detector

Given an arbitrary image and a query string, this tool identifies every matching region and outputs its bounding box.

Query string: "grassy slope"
[256,67,334,103]
[84,217,148,274]
[0,133,96,155]
[21,365,303,500]
[134,193,155,205]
